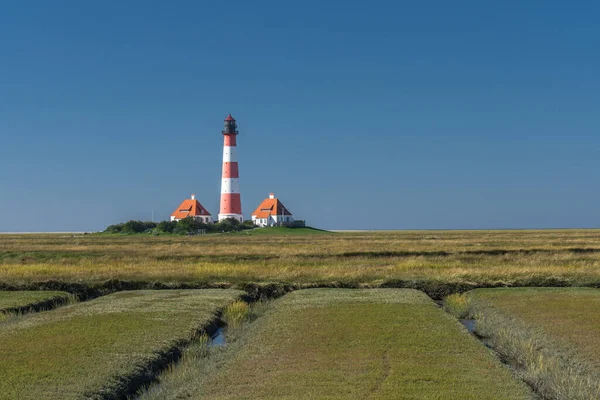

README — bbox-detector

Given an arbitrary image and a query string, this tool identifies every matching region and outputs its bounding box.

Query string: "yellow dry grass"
[1,230,600,286]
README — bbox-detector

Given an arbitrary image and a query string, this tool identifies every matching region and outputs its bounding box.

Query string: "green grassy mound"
[189,289,532,399]
[0,290,72,314]
[0,289,244,399]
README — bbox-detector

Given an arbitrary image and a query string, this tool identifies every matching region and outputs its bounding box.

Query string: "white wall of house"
[200,216,214,224]
[171,215,214,224]
[251,215,294,227]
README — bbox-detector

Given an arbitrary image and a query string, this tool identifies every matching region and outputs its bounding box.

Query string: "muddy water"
[208,327,227,347]
[461,319,494,348]
[460,319,476,332]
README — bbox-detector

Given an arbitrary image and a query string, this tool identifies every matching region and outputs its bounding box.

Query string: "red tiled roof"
[171,198,211,219]
[251,197,292,218]
[225,114,235,121]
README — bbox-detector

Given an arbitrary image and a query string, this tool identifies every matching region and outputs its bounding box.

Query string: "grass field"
[149,289,533,400]
[0,290,72,313]
[462,288,600,400]
[1,229,600,288]
[0,289,243,400]
[1,231,596,399]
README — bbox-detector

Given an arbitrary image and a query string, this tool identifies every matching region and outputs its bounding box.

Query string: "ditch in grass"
[0,289,244,400]
[137,289,533,400]
[445,287,600,400]
[134,299,270,400]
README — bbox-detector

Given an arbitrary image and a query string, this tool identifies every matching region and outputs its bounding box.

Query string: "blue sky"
[1,1,599,231]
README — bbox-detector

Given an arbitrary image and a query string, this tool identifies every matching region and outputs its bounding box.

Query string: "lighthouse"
[218,114,244,222]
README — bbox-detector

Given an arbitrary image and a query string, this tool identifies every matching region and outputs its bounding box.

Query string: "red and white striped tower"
[218,114,243,222]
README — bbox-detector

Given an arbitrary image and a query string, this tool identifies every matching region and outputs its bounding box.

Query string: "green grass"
[0,290,72,313]
[159,289,532,400]
[465,288,600,400]
[0,289,244,400]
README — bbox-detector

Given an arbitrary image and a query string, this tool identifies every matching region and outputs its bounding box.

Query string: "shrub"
[121,220,157,234]
[214,218,242,232]
[242,220,256,229]
[444,293,470,319]
[173,217,210,235]
[223,300,250,328]
[157,220,177,234]
[104,216,254,235]
[104,223,124,234]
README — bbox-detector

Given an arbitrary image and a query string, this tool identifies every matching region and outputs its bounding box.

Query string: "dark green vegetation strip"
[0,289,244,400]
[188,289,532,400]
[464,288,600,400]
[0,290,73,315]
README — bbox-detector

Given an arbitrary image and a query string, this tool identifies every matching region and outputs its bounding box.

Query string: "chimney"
[191,194,196,200]
[269,192,275,199]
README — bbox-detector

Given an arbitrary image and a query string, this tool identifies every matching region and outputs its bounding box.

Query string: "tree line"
[104,217,255,235]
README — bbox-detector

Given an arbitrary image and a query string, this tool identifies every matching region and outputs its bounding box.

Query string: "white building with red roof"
[170,194,214,224]
[251,193,294,227]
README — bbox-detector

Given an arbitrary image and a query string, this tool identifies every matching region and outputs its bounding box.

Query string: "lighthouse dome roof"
[225,114,235,121]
